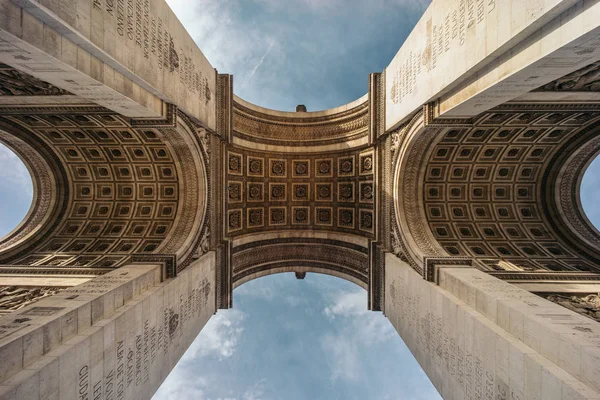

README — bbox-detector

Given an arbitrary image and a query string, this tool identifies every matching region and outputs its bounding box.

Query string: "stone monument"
[1,0,600,398]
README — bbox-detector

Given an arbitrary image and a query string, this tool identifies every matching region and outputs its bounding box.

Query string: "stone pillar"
[0,251,216,400]
[385,253,600,400]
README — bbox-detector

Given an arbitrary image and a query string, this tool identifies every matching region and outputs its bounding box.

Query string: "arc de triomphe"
[1,0,600,398]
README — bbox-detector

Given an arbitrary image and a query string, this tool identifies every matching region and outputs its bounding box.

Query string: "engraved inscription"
[389,0,498,105]
[89,0,212,105]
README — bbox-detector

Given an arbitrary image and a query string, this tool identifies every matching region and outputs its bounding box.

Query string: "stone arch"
[220,95,377,305]
[231,232,370,291]
[0,107,209,271]
[0,122,68,260]
[233,266,368,291]
[394,104,600,273]
[391,111,446,273]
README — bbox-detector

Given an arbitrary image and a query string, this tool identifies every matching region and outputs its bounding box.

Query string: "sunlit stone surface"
[0,0,600,398]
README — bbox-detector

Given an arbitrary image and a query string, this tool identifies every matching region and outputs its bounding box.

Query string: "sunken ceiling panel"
[421,105,600,273]
[226,96,375,286]
[225,148,375,238]
[227,96,375,240]
[0,109,208,270]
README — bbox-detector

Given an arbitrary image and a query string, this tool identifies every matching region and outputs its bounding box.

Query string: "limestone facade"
[0,0,600,398]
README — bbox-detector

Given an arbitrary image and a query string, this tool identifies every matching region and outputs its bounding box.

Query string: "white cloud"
[153,310,248,400]
[165,0,431,110]
[320,288,399,383]
[320,334,360,382]
[182,309,246,361]
[323,289,395,342]
[153,373,209,400]
[323,290,365,319]
[242,379,267,400]
[0,144,33,196]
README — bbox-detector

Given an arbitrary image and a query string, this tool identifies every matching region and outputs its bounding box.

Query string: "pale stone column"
[385,253,600,400]
[0,251,216,400]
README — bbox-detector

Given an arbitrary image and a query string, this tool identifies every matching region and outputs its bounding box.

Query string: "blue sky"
[1,0,600,399]
[152,1,441,398]
[154,274,439,400]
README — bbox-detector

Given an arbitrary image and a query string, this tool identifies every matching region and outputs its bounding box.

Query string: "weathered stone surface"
[385,254,600,399]
[0,0,216,127]
[385,0,600,129]
[1,0,600,398]
[0,252,215,399]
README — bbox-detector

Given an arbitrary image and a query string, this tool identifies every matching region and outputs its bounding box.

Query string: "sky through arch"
[148,1,443,397]
[154,273,440,400]
[581,155,600,232]
[0,144,33,239]
[150,2,444,397]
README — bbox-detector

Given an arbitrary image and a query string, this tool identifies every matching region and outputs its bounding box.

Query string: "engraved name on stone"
[47,267,213,400]
[22,0,213,107]
[389,0,497,106]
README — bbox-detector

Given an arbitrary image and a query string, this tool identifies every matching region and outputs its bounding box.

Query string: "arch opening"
[581,154,600,233]
[0,142,33,240]
[155,272,441,400]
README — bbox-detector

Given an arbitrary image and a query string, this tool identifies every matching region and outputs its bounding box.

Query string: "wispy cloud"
[165,0,430,111]
[183,309,246,361]
[243,39,275,88]
[318,288,397,384]
[320,334,360,382]
[0,144,32,196]
[241,379,267,400]
[323,289,395,342]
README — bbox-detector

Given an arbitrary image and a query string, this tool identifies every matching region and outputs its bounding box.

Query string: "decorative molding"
[0,64,70,96]
[489,271,600,281]
[423,257,473,283]
[0,286,64,315]
[232,238,370,289]
[128,103,177,128]
[217,74,233,143]
[368,244,385,311]
[423,102,474,128]
[232,99,369,147]
[0,266,112,275]
[536,61,600,92]
[130,254,176,280]
[368,72,385,143]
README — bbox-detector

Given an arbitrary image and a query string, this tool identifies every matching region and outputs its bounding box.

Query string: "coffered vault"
[2,0,600,398]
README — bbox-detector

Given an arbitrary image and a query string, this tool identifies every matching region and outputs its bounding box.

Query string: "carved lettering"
[93,380,102,400]
[477,0,485,24]
[143,320,150,383]
[143,0,150,59]
[106,0,115,16]
[467,0,476,28]
[135,0,143,48]
[126,348,134,387]
[117,0,126,36]
[105,369,115,400]
[78,365,90,400]
[126,0,135,41]
[135,334,142,386]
